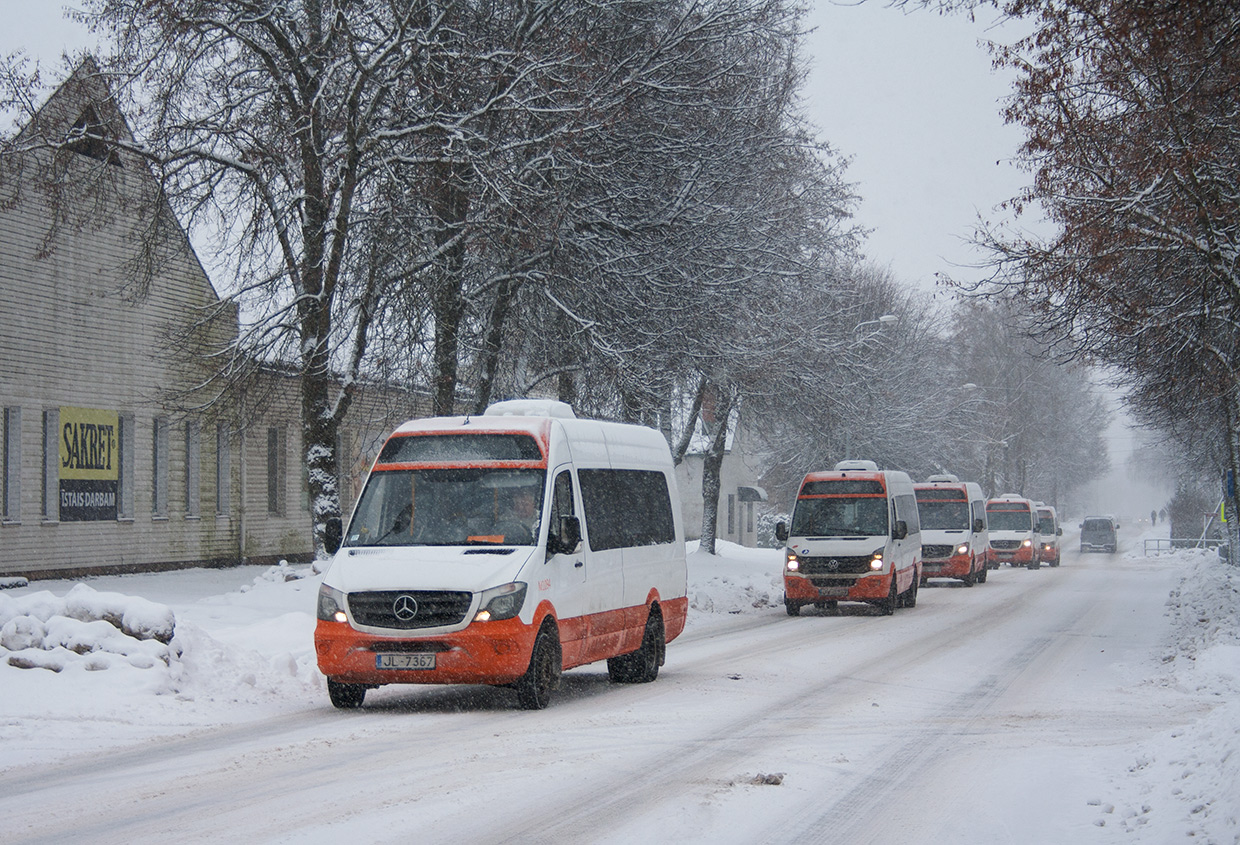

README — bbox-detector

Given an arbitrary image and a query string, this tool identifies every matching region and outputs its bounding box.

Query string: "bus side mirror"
[323,517,343,556]
[892,520,908,540]
[1057,527,1063,536]
[972,518,985,533]
[775,521,788,543]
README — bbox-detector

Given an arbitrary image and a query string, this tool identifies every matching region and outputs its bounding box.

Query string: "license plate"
[375,653,435,670]
[818,586,849,598]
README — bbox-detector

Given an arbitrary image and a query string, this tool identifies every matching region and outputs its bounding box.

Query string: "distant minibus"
[1036,504,1062,566]
[314,400,688,710]
[915,475,989,586]
[776,460,922,616]
[986,495,1043,569]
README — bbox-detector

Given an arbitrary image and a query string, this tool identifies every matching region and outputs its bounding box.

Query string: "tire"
[327,679,366,709]
[785,598,802,616]
[977,563,988,583]
[962,569,976,587]
[1051,558,1060,568]
[904,575,918,608]
[516,625,561,710]
[608,610,664,684]
[880,576,898,616]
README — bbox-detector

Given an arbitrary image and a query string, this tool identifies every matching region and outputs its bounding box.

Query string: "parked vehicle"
[915,474,990,586]
[776,460,922,616]
[1080,515,1119,553]
[1036,504,1062,566]
[314,399,689,710]
[986,495,1044,568]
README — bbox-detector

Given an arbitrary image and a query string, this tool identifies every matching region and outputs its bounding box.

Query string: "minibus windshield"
[917,500,970,530]
[1038,514,1056,534]
[987,507,1033,532]
[790,496,889,538]
[346,468,546,547]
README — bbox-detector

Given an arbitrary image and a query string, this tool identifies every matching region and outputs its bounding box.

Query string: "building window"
[727,493,736,536]
[216,424,231,515]
[42,409,59,521]
[3,407,19,522]
[152,416,169,517]
[185,420,200,518]
[267,425,285,515]
[117,414,134,519]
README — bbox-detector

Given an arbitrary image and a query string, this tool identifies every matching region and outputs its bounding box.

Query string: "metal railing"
[1143,537,1225,555]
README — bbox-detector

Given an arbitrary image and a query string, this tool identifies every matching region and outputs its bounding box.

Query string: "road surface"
[1,536,1195,844]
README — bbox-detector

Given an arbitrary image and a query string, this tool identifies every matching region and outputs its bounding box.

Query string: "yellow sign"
[59,407,119,481]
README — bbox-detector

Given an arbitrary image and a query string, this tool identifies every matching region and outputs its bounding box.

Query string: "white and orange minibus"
[314,400,688,709]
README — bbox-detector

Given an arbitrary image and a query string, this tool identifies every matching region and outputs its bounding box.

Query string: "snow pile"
[0,583,175,672]
[1110,550,1240,842]
[0,565,325,771]
[686,540,783,615]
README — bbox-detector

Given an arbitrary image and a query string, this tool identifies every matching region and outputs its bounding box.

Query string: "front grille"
[922,544,955,559]
[799,555,874,575]
[348,590,473,630]
[991,540,1020,551]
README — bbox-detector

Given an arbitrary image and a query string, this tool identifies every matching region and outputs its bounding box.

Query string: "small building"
[0,59,419,579]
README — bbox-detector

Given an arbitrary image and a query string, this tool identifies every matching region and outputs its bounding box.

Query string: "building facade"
[0,60,422,579]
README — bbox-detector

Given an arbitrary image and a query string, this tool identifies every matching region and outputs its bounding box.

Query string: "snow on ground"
[1,538,1238,843]
[1097,544,1240,843]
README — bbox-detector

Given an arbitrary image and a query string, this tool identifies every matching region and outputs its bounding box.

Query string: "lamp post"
[853,314,898,333]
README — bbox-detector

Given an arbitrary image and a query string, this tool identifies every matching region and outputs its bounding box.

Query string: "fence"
[1143,538,1225,556]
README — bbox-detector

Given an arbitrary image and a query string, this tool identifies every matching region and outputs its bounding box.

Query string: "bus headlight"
[956,544,969,556]
[785,550,800,572]
[475,582,527,622]
[870,548,884,570]
[1022,538,1033,548]
[317,584,348,623]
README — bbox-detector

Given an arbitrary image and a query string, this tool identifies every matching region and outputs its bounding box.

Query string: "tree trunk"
[671,376,708,467]
[300,347,348,558]
[472,277,522,414]
[699,387,734,556]
[430,166,471,417]
[1224,390,1240,566]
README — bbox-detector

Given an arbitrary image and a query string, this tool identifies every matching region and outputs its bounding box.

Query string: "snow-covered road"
[5,531,1231,844]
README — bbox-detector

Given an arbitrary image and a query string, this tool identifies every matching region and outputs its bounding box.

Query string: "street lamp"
[853,314,898,332]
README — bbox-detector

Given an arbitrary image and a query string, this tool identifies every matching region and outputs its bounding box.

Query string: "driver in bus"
[494,486,541,544]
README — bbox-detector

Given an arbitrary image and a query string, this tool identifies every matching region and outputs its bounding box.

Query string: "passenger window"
[578,469,676,551]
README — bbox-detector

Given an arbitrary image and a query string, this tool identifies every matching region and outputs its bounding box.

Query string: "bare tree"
[975,1,1240,559]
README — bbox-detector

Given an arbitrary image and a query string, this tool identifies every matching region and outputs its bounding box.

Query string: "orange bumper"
[315,615,539,686]
[991,544,1035,565]
[922,552,972,578]
[785,572,892,602]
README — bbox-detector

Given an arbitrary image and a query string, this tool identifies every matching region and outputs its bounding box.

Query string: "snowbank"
[685,539,784,616]
[1103,549,1240,842]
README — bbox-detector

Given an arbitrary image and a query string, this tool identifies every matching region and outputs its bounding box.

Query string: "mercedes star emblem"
[393,594,418,621]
